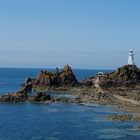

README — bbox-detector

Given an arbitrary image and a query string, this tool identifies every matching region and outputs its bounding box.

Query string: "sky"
[0,0,140,69]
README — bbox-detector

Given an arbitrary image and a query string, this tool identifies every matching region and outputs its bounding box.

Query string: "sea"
[0,68,140,140]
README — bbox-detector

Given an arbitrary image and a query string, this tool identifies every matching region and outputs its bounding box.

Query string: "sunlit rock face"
[33,64,78,87]
[99,65,140,87]
[80,65,140,88]
[109,65,140,82]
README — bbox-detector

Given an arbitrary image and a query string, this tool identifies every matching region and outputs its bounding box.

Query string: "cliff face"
[33,65,78,87]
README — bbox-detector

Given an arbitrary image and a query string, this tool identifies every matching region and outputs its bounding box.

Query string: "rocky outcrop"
[107,114,140,122]
[80,76,94,87]
[107,114,133,121]
[0,91,27,103]
[109,65,140,82]
[100,65,140,87]
[28,92,53,103]
[81,65,140,88]
[33,65,78,87]
[0,91,77,103]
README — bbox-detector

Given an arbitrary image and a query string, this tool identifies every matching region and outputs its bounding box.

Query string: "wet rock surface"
[0,91,78,104]
[0,91,27,103]
[107,114,133,121]
[107,114,140,122]
[28,92,53,103]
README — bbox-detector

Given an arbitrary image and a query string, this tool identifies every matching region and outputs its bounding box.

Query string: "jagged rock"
[81,65,140,88]
[33,65,78,87]
[109,65,140,82]
[34,72,52,86]
[101,65,140,87]
[100,65,140,87]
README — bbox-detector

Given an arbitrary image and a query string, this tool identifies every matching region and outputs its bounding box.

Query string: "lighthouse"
[127,49,135,65]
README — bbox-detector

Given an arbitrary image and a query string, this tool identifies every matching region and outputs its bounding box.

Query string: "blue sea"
[0,68,140,140]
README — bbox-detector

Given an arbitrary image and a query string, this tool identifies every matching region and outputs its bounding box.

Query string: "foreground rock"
[0,91,27,103]
[107,114,140,122]
[28,92,53,103]
[107,114,133,121]
[0,91,79,104]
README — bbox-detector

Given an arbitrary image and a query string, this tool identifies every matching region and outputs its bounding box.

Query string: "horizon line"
[0,66,114,70]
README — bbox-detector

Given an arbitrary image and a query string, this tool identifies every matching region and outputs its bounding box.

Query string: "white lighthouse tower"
[127,49,135,65]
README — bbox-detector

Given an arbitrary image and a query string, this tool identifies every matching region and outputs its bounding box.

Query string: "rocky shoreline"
[0,64,140,130]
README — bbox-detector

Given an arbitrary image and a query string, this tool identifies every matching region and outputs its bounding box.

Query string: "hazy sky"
[0,0,140,69]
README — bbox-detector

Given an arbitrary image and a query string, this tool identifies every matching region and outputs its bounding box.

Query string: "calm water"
[0,68,139,140]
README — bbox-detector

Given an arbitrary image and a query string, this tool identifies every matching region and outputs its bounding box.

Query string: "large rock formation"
[109,65,140,82]
[33,65,78,87]
[81,65,140,88]
[99,65,140,87]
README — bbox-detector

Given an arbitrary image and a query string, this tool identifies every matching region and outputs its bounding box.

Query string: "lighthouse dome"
[130,49,133,53]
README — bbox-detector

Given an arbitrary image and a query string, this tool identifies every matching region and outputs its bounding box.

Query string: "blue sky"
[0,0,140,69]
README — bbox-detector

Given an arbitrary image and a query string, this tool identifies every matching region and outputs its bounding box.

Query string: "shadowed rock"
[28,92,52,103]
[0,91,27,103]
